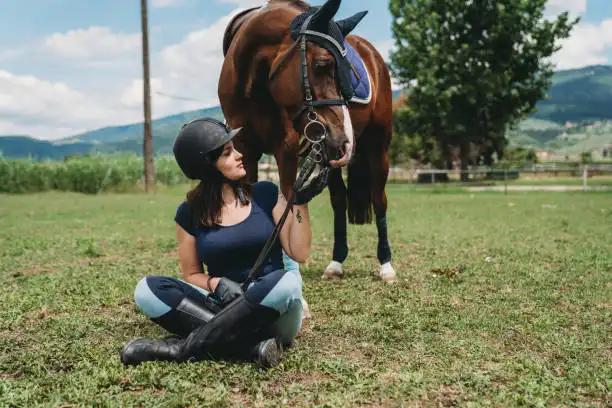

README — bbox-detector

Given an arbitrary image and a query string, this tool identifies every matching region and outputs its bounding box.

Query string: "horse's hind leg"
[368,128,397,283]
[322,167,348,279]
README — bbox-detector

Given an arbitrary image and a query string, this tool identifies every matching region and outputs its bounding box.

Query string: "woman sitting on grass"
[120,118,328,367]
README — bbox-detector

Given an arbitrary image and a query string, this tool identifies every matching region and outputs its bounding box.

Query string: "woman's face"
[215,141,246,181]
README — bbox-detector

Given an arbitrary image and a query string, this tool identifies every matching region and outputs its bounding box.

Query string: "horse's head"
[266,0,368,168]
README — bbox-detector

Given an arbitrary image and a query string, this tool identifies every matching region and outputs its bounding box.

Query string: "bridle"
[269,15,348,164]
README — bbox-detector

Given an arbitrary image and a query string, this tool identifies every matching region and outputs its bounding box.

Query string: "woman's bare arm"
[273,191,312,263]
[176,225,220,291]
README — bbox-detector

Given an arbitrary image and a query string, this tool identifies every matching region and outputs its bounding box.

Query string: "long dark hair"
[185,145,252,228]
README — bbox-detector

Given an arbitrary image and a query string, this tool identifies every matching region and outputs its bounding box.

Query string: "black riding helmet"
[173,117,243,180]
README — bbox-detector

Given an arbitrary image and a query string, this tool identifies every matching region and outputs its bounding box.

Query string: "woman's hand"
[207,277,221,292]
[212,278,243,306]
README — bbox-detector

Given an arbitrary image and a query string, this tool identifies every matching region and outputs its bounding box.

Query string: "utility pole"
[140,0,155,192]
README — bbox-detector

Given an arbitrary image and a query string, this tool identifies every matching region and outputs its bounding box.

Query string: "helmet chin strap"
[202,153,249,206]
[216,170,247,205]
[224,178,248,205]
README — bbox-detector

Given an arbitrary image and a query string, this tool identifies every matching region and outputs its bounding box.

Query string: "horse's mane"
[265,0,310,11]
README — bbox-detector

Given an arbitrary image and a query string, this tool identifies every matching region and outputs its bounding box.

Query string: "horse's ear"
[310,0,341,31]
[336,11,368,37]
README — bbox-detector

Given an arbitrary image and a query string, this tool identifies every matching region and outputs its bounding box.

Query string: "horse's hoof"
[297,298,311,337]
[379,262,397,283]
[322,269,343,280]
[301,298,312,320]
[322,261,343,280]
[296,317,309,338]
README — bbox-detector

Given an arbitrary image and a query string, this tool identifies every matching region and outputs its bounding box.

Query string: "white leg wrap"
[379,262,397,282]
[322,260,343,280]
[301,297,312,319]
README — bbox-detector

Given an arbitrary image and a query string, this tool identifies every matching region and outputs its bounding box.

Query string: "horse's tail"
[347,150,373,225]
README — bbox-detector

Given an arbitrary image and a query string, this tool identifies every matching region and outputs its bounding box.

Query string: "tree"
[140,0,155,192]
[392,103,443,167]
[389,0,577,179]
[503,146,538,165]
[580,151,592,164]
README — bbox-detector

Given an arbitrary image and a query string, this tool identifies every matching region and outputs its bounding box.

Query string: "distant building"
[536,150,567,161]
[586,122,602,130]
[591,145,612,160]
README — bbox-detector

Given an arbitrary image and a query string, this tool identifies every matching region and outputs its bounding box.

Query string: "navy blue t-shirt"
[174,181,284,283]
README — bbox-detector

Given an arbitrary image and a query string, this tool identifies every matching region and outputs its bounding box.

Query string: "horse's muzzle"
[327,140,351,168]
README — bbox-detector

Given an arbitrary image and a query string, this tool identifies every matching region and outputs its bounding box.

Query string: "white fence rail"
[257,161,612,192]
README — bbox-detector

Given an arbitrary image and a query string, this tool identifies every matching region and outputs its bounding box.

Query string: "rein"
[241,147,320,291]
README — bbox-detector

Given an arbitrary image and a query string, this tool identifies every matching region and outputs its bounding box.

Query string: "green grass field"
[1,186,610,407]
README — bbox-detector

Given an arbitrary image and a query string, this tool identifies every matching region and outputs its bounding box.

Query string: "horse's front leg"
[274,130,299,201]
[273,130,312,320]
[322,167,348,279]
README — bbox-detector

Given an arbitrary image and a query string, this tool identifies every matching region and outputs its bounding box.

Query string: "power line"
[155,91,205,103]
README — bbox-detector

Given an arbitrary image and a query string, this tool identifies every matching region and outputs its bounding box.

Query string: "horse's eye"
[313,60,333,74]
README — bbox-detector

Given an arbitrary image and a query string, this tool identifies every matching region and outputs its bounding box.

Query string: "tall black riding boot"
[151,296,217,337]
[222,337,283,368]
[177,295,280,362]
[120,297,214,365]
[120,296,281,367]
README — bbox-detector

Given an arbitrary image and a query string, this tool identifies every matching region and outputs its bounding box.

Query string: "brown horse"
[218,0,396,283]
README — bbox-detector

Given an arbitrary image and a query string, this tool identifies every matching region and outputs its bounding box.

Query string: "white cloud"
[121,78,164,108]
[545,0,587,17]
[44,27,140,60]
[545,1,612,69]
[152,0,184,7]
[151,12,239,108]
[552,19,612,69]
[152,0,177,7]
[217,0,265,6]
[0,9,240,139]
[371,39,394,62]
[0,70,140,140]
[0,10,241,140]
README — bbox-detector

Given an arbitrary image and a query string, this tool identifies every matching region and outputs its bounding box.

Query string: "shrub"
[0,154,188,194]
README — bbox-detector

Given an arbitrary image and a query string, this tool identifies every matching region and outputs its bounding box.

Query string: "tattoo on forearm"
[296,209,303,223]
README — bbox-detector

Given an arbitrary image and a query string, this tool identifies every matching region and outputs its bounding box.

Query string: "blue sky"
[0,0,611,140]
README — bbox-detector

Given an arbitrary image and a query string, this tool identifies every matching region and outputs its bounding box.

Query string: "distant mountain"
[1,67,611,160]
[507,118,612,155]
[65,105,225,144]
[506,66,612,152]
[533,65,612,123]
[0,136,96,160]
[0,106,225,160]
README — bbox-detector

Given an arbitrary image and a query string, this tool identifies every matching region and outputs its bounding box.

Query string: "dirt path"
[468,185,612,192]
